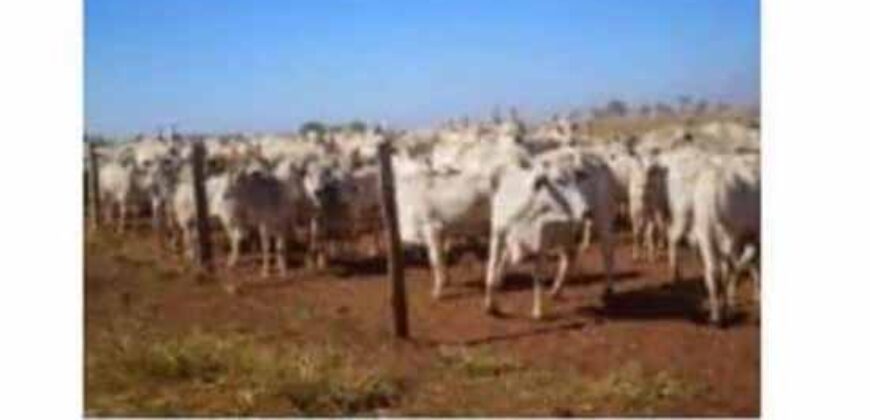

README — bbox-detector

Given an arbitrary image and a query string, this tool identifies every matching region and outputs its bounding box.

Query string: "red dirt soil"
[85,223,760,416]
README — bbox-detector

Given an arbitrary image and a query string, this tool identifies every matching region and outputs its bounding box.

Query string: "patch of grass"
[435,346,523,378]
[86,329,404,416]
[288,301,315,322]
[577,361,709,415]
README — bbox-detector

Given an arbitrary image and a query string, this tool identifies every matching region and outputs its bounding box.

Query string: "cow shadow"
[415,320,587,347]
[580,277,752,326]
[327,256,387,277]
[328,250,433,278]
[580,279,706,321]
[450,270,641,293]
[435,270,641,304]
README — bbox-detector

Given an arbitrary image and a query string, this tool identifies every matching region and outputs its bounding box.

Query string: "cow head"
[302,162,344,209]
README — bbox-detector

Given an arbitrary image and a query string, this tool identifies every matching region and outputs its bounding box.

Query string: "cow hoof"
[432,290,444,300]
[549,290,564,300]
[484,302,502,316]
[532,308,543,320]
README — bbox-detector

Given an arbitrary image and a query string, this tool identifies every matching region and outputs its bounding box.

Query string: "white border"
[0,0,82,417]
[765,0,870,418]
[4,0,870,418]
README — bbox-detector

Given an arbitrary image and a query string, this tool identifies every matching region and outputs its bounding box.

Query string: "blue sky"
[85,0,759,135]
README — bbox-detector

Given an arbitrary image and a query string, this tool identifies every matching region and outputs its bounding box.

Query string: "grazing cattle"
[691,154,760,325]
[624,155,669,261]
[301,159,350,267]
[393,154,496,298]
[141,155,183,231]
[130,137,176,169]
[98,159,146,233]
[301,159,384,267]
[484,149,617,319]
[652,146,713,282]
[429,132,531,180]
[172,159,303,277]
[99,114,761,328]
[219,164,297,277]
[171,173,226,262]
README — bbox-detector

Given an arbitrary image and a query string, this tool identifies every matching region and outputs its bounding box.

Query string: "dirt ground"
[84,223,759,417]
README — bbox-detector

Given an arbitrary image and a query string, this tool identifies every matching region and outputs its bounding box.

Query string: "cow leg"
[643,219,657,261]
[532,253,545,320]
[227,227,244,268]
[722,259,737,310]
[493,242,511,289]
[697,235,723,326]
[668,217,689,282]
[630,210,645,261]
[182,224,195,261]
[276,232,289,278]
[151,199,162,232]
[101,202,111,230]
[731,244,759,306]
[259,225,271,278]
[597,211,616,300]
[117,203,129,234]
[307,218,319,268]
[650,212,666,259]
[171,223,183,253]
[190,224,202,262]
[424,225,448,299]
[549,248,574,299]
[579,218,593,252]
[750,266,761,303]
[484,230,507,314]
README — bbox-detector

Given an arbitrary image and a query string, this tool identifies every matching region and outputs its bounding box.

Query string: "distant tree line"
[586,96,749,120]
[299,120,369,137]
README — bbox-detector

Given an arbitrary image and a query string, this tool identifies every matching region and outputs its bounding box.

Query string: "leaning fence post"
[377,141,409,338]
[87,143,101,230]
[191,141,213,272]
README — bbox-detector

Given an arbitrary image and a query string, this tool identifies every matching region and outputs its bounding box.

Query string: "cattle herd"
[85,112,760,327]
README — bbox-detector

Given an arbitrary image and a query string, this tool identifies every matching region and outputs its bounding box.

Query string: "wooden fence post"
[191,141,213,271]
[87,143,101,230]
[377,141,409,338]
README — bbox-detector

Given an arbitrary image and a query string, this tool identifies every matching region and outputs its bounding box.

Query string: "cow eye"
[574,170,588,180]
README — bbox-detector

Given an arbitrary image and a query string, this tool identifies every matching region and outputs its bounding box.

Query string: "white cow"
[484,149,618,319]
[393,154,496,298]
[141,154,183,231]
[171,173,227,261]
[98,159,146,233]
[172,159,303,277]
[652,146,714,281]
[220,164,297,277]
[618,153,669,261]
[691,153,760,325]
